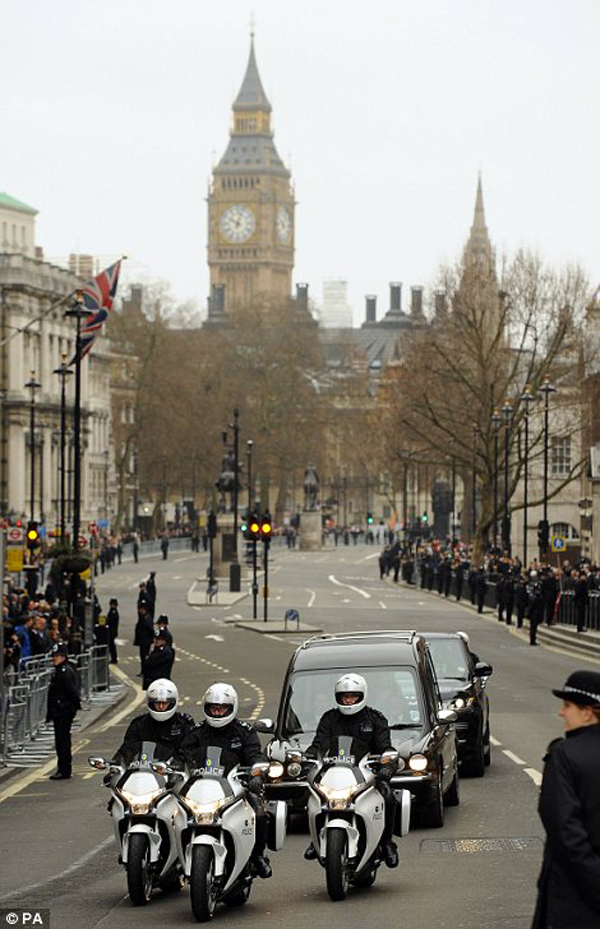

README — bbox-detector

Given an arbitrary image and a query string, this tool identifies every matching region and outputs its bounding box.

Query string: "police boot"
[304,843,318,860]
[381,839,399,869]
[252,855,272,879]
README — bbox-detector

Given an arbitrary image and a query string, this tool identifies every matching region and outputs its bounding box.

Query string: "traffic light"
[422,511,429,523]
[367,512,374,525]
[537,519,549,551]
[26,521,40,552]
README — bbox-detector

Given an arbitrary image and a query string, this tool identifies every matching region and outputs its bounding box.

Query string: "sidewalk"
[0,665,133,781]
[389,577,600,664]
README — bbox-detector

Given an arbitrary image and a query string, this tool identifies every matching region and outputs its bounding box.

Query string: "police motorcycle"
[170,746,287,922]
[304,737,410,901]
[88,741,185,906]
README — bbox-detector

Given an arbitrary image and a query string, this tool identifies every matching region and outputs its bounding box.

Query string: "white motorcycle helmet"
[203,682,239,729]
[335,673,368,716]
[147,678,179,722]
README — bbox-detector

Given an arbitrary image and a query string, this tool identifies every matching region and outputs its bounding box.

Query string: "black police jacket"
[178,719,266,774]
[46,661,81,721]
[533,726,600,928]
[142,645,174,689]
[306,706,393,761]
[113,711,195,766]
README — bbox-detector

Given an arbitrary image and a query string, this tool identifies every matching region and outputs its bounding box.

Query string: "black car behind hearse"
[255,631,460,828]
[421,632,493,777]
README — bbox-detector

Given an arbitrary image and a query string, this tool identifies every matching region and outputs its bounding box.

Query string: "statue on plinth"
[216,450,236,512]
[303,465,320,511]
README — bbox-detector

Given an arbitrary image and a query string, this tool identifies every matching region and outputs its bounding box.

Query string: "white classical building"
[0,193,115,531]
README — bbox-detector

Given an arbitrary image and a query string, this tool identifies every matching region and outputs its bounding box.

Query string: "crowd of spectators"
[379,537,600,644]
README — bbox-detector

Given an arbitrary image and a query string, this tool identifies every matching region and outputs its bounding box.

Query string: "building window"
[550,522,579,540]
[551,436,572,476]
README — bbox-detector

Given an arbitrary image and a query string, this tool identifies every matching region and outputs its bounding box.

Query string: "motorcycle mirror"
[474,662,493,677]
[254,718,275,734]
[88,756,108,770]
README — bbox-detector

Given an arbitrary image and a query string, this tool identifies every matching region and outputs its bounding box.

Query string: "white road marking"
[0,835,115,902]
[172,575,182,580]
[0,738,89,805]
[265,634,285,642]
[357,552,380,562]
[342,598,351,603]
[524,768,543,786]
[307,589,316,608]
[328,574,371,599]
[502,749,526,766]
[490,735,502,746]
[205,634,224,642]
[379,601,388,610]
[97,665,144,731]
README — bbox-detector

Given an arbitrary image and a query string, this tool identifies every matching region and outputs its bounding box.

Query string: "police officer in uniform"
[112,679,194,767]
[304,673,399,868]
[142,630,175,690]
[46,642,81,780]
[532,670,600,928]
[178,683,273,879]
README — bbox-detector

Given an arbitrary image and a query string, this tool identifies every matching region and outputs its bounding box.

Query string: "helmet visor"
[205,702,234,719]
[335,692,363,707]
[148,697,176,715]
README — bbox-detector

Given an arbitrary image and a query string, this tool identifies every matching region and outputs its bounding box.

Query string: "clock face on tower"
[276,205,291,244]
[220,204,256,243]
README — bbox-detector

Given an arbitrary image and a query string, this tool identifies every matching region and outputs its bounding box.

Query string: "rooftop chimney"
[434,290,447,317]
[365,294,377,323]
[296,283,309,312]
[410,286,424,317]
[389,282,402,313]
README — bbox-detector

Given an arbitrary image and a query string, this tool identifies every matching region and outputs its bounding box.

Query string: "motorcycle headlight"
[408,754,428,773]
[182,796,226,825]
[268,762,285,780]
[316,783,357,808]
[118,787,166,814]
[446,695,476,710]
[287,761,302,778]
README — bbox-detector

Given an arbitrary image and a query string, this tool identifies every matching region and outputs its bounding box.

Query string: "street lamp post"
[103,449,110,523]
[491,409,502,551]
[520,385,534,567]
[471,425,478,541]
[451,456,457,541]
[64,292,89,550]
[501,400,512,554]
[540,377,557,559]
[53,355,73,541]
[25,371,41,522]
[246,439,253,513]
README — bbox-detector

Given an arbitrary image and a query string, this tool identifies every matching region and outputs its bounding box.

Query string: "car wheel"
[444,765,460,807]
[484,723,491,767]
[467,733,486,778]
[423,772,444,828]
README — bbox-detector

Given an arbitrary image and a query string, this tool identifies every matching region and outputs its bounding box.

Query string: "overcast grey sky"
[3,0,599,323]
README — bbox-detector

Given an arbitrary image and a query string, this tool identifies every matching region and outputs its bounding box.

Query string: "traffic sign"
[88,521,98,534]
[6,547,24,572]
[551,536,567,552]
[7,527,23,543]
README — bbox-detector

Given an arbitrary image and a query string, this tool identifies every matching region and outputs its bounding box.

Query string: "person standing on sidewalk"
[134,605,154,676]
[574,570,589,634]
[475,567,487,614]
[532,670,600,928]
[107,598,119,664]
[145,571,157,619]
[528,580,545,646]
[515,576,530,629]
[46,642,81,780]
[161,535,169,560]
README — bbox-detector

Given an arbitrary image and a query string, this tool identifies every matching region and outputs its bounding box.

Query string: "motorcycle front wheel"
[126,834,153,906]
[325,828,349,901]
[190,845,218,922]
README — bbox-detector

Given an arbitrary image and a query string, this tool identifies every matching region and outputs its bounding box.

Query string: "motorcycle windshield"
[325,735,355,764]
[193,745,226,777]
[137,741,157,767]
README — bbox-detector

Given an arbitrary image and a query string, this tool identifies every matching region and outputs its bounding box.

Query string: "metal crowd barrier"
[1,644,110,764]
[557,590,600,632]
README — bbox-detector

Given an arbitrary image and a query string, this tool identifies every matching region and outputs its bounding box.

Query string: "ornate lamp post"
[246,439,253,513]
[539,377,557,558]
[25,371,41,522]
[501,400,513,554]
[53,354,73,540]
[64,291,89,550]
[520,384,534,566]
[491,409,502,550]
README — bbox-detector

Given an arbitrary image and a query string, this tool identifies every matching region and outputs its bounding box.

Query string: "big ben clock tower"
[206,35,295,322]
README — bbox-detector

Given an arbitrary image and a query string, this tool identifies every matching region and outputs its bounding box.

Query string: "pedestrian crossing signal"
[367,513,374,525]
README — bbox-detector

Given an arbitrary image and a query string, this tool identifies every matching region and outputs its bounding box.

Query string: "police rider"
[178,683,273,880]
[111,678,195,768]
[304,673,399,868]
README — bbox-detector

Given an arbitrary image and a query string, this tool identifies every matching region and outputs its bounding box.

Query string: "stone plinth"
[211,513,240,579]
[299,510,323,551]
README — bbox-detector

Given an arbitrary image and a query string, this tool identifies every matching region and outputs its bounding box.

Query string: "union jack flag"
[69,260,122,364]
